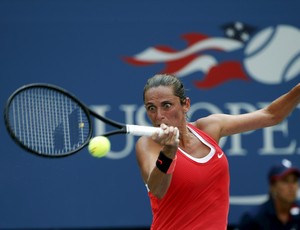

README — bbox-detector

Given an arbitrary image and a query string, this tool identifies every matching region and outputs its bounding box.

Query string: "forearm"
[266,83,300,124]
[138,124,179,199]
[147,146,177,199]
[147,168,173,199]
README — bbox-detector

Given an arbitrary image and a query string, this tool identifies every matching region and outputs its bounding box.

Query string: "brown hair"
[143,74,187,104]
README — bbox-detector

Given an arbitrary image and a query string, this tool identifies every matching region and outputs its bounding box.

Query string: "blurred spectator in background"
[238,159,300,230]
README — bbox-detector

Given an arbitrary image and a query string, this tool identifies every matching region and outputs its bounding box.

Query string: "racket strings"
[7,87,90,156]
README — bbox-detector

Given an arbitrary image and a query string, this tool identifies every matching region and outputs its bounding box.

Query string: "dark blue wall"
[1,0,300,228]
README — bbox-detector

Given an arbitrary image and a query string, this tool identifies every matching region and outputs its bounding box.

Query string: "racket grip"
[126,125,179,141]
[126,125,161,136]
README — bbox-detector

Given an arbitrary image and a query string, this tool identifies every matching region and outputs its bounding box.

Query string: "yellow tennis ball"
[88,136,111,158]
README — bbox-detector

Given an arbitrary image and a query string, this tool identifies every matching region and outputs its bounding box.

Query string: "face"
[271,173,299,204]
[144,86,189,128]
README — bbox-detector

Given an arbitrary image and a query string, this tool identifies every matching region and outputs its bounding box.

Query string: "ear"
[183,97,190,113]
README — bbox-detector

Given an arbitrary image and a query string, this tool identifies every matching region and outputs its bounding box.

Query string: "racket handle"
[126,124,161,136]
[126,124,179,140]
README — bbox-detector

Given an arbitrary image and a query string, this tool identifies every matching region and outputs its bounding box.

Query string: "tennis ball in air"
[88,136,111,158]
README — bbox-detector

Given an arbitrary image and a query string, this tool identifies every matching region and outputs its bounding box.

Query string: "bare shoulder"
[193,114,228,141]
[194,114,226,129]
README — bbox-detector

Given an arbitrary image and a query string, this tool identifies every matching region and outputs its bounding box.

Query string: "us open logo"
[124,23,300,88]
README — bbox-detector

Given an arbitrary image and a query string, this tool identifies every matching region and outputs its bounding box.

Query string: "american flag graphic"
[123,22,256,89]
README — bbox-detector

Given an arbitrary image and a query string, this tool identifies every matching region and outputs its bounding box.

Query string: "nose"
[155,108,165,121]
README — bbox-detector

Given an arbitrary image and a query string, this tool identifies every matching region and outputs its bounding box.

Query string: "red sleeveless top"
[148,124,229,230]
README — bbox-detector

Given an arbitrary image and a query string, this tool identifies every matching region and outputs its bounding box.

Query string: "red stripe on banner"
[181,32,210,46]
[122,57,155,65]
[162,55,198,73]
[122,46,177,66]
[194,61,250,89]
[154,45,177,53]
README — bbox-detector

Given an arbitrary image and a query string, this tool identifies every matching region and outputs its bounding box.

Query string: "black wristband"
[156,151,173,174]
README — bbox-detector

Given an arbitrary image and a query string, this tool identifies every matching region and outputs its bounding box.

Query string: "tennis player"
[135,74,300,229]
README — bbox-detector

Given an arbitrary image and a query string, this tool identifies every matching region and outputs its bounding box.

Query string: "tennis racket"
[4,83,167,158]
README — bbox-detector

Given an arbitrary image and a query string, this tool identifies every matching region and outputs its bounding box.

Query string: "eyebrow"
[145,100,173,106]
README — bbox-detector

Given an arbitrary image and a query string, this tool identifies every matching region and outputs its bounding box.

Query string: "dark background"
[1,0,300,229]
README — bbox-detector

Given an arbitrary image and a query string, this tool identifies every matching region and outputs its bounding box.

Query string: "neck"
[178,125,194,147]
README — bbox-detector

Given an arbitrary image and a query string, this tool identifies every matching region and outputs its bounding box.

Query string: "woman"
[135,73,300,229]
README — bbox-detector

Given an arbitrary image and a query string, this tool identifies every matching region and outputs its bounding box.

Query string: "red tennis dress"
[148,124,229,230]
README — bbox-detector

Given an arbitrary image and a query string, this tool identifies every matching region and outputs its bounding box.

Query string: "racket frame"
[4,83,95,157]
[4,83,167,157]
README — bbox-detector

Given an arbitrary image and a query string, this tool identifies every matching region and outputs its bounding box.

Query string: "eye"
[162,103,172,110]
[146,105,156,112]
